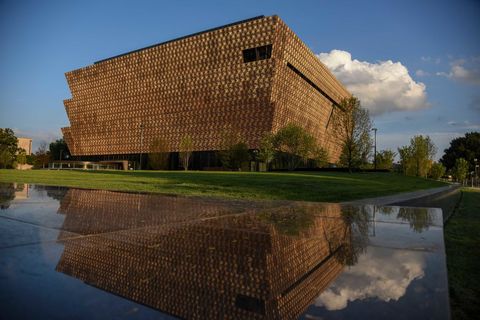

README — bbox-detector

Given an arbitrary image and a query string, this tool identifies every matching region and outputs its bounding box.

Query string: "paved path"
[342,184,459,206]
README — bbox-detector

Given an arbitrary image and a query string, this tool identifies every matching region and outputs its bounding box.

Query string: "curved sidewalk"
[342,184,459,206]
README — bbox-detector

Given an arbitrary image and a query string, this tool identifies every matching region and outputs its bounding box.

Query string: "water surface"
[0,183,449,319]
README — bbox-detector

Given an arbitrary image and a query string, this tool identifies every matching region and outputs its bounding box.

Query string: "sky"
[1,0,479,160]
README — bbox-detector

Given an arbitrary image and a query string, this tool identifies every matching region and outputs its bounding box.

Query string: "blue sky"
[1,0,479,159]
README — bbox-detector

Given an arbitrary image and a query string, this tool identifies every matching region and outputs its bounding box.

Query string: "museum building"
[62,15,351,169]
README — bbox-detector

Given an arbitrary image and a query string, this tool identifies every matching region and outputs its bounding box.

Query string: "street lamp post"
[475,158,478,187]
[372,128,377,170]
[59,149,63,170]
[139,123,144,170]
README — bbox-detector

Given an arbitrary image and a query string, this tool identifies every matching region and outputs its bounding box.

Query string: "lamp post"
[58,149,63,170]
[475,158,478,187]
[372,128,377,170]
[139,123,144,170]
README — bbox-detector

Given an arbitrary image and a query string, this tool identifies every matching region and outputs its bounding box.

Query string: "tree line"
[0,128,70,169]
[2,98,478,180]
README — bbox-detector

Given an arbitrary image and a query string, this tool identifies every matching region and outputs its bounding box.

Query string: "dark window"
[243,48,257,63]
[242,44,272,63]
[235,294,265,315]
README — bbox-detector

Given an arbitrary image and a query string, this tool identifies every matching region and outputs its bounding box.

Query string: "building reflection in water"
[53,188,364,319]
[0,183,29,209]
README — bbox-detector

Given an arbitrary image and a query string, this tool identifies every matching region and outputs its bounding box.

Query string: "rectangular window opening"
[235,294,266,315]
[243,44,272,63]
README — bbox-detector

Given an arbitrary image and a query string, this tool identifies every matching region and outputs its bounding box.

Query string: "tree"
[335,97,372,171]
[219,132,251,171]
[49,138,70,160]
[179,135,193,171]
[257,132,275,170]
[376,150,396,170]
[411,135,436,177]
[313,146,329,168]
[452,158,469,183]
[398,135,436,177]
[440,132,480,171]
[26,154,36,165]
[34,142,51,169]
[16,148,27,165]
[398,145,414,175]
[0,128,19,168]
[148,138,169,170]
[273,123,317,170]
[428,162,446,180]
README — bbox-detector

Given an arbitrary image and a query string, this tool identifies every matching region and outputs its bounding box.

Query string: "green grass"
[0,169,446,202]
[444,189,480,320]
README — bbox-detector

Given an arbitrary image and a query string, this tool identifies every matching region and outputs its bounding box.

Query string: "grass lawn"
[444,188,480,320]
[0,169,446,202]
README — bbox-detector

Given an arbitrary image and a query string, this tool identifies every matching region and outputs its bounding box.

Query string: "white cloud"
[315,248,425,310]
[437,58,480,85]
[317,50,429,115]
[415,69,430,77]
[421,56,441,64]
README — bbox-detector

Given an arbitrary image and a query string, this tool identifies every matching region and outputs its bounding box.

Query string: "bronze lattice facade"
[62,15,350,163]
[55,188,349,319]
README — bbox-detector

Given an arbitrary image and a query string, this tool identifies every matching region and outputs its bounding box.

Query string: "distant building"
[17,137,32,155]
[62,15,350,169]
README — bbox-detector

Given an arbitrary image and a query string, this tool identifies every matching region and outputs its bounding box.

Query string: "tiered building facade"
[62,15,350,168]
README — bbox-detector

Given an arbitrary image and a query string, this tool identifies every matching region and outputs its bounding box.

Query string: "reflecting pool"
[0,183,449,319]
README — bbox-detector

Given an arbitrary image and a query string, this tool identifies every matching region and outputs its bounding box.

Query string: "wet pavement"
[0,183,450,319]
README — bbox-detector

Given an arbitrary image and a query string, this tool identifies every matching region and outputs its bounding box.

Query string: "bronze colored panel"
[55,189,347,319]
[62,16,350,162]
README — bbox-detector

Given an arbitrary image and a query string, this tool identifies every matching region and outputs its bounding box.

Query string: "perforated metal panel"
[62,15,350,162]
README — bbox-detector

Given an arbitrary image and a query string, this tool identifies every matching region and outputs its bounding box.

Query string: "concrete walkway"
[342,184,459,206]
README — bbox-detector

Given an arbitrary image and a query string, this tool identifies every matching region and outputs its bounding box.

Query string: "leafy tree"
[428,162,446,180]
[273,123,317,170]
[376,149,396,170]
[26,154,36,165]
[221,143,250,171]
[411,135,436,177]
[34,142,51,168]
[148,138,169,170]
[313,146,329,168]
[0,128,19,168]
[16,149,27,165]
[452,158,469,183]
[440,132,480,171]
[398,135,436,177]
[49,138,70,160]
[335,97,372,171]
[257,132,275,170]
[179,135,193,171]
[398,145,415,175]
[219,132,251,171]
